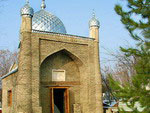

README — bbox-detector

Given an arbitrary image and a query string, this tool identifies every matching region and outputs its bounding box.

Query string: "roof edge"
[32,29,94,40]
[1,67,18,79]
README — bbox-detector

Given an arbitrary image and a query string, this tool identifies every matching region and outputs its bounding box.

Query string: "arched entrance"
[40,49,83,113]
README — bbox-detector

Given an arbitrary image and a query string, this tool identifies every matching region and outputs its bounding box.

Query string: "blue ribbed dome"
[32,9,67,34]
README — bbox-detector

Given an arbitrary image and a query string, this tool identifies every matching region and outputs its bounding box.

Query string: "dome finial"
[41,0,46,9]
[92,9,96,18]
[26,0,29,4]
[89,10,100,28]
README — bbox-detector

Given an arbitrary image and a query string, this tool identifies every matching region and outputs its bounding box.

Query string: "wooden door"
[50,87,70,113]
[64,88,69,113]
[50,88,54,113]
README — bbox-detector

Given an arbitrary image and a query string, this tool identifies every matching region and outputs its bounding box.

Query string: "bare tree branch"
[0,49,17,76]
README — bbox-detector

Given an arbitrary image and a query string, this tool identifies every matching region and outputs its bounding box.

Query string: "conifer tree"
[109,0,150,112]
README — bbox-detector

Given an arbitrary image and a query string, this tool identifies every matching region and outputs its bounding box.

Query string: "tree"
[115,0,150,45]
[101,49,136,85]
[109,0,150,112]
[0,49,17,76]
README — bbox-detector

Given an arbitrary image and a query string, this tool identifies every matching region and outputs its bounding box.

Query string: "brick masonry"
[2,14,103,113]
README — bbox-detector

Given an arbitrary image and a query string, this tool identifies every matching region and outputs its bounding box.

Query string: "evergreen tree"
[109,0,150,112]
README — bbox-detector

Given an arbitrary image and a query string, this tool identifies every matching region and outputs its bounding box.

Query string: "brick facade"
[2,10,103,113]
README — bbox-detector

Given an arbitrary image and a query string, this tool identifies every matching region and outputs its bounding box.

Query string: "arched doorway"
[40,49,82,113]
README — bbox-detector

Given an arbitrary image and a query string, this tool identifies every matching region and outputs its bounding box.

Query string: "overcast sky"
[0,0,136,67]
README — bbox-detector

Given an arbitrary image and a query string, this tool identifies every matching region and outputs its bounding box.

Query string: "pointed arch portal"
[40,49,83,113]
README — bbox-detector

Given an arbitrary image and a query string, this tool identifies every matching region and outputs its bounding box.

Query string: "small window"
[8,90,12,106]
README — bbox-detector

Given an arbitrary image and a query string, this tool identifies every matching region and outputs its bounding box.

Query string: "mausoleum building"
[1,0,103,113]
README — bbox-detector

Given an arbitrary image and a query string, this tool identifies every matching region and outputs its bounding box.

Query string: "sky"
[0,0,136,67]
